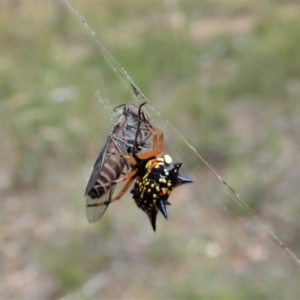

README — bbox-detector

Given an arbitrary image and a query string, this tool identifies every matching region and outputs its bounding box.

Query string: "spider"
[87,102,193,231]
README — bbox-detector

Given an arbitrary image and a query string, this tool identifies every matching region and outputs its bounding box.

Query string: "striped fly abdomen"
[88,143,126,199]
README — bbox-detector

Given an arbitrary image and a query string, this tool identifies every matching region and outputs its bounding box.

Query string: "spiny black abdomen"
[130,155,193,231]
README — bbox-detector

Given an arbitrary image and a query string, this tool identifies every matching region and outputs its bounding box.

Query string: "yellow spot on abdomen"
[164,154,172,164]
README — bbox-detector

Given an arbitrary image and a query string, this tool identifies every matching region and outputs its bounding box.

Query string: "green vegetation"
[1,0,300,298]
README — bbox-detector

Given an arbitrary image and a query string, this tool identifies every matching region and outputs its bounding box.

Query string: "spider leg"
[87,176,136,207]
[105,151,138,172]
[136,125,164,160]
[106,176,136,204]
[97,168,137,188]
[108,136,134,170]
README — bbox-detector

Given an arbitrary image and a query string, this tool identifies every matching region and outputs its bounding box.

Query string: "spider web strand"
[62,0,300,267]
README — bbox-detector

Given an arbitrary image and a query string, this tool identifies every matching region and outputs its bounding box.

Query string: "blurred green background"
[1,0,300,299]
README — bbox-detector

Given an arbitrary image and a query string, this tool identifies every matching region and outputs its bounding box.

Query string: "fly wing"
[85,137,111,223]
[85,185,116,223]
[84,129,127,223]
[84,135,112,197]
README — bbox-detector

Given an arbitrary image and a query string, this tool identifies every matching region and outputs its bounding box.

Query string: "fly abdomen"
[88,152,125,199]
